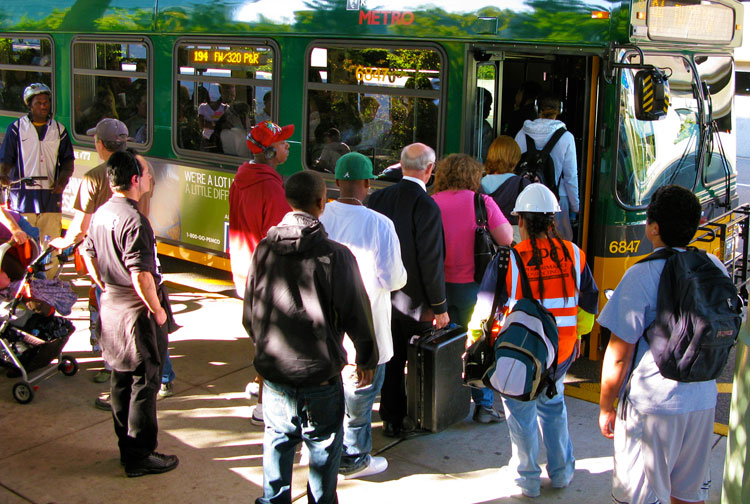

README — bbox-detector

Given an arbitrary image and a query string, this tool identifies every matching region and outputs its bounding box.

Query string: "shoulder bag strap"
[525,134,537,153]
[541,127,567,187]
[635,247,674,265]
[510,248,535,300]
[484,247,511,331]
[474,192,488,227]
[541,127,566,158]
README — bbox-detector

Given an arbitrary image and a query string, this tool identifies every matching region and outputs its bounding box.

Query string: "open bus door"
[466,48,598,244]
[467,47,603,356]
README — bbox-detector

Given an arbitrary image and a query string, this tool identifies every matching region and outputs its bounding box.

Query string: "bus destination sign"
[189,48,264,67]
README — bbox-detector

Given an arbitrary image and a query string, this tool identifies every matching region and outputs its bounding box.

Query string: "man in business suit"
[367,142,450,437]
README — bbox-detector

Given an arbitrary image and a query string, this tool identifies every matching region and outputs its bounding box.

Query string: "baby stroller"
[0,240,78,404]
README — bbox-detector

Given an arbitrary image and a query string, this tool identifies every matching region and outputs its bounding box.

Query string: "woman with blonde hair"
[481,135,530,244]
[432,153,512,423]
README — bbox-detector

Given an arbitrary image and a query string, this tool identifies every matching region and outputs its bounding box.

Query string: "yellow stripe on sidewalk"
[564,383,601,403]
[564,383,730,437]
[717,382,733,394]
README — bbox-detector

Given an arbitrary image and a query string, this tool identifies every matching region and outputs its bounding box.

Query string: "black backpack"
[638,247,742,382]
[514,128,566,199]
[487,175,531,226]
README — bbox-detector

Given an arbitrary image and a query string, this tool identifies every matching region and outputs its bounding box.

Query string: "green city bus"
[0,0,744,358]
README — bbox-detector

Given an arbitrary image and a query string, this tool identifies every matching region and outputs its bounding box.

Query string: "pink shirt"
[432,189,508,284]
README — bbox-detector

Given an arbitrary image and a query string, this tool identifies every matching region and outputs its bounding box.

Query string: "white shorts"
[612,400,713,504]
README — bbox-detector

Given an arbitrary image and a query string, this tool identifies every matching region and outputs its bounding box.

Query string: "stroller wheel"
[58,355,78,376]
[12,381,34,404]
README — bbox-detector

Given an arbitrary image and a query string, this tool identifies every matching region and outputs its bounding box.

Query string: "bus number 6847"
[608,240,641,254]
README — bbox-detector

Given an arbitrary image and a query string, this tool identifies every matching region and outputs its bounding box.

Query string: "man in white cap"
[229,120,294,425]
[320,152,406,479]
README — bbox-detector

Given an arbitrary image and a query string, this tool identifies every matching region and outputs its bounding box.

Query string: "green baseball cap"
[334,152,374,180]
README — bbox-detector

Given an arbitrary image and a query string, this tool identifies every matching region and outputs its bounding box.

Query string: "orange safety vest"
[502,238,584,364]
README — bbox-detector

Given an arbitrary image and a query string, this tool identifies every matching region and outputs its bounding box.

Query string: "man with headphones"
[229,120,294,297]
[514,94,579,241]
[229,120,294,425]
[0,83,75,269]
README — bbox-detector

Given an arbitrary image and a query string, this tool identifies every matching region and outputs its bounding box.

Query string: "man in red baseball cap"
[230,120,294,296]
[245,120,294,161]
[229,120,294,426]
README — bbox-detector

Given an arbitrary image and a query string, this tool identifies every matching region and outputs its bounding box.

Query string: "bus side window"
[174,40,277,163]
[0,37,53,115]
[71,39,150,147]
[305,44,444,175]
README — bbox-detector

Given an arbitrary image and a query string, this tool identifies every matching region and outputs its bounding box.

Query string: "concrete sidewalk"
[0,276,727,504]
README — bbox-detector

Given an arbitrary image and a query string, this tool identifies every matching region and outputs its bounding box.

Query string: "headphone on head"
[247,134,276,160]
[534,97,563,117]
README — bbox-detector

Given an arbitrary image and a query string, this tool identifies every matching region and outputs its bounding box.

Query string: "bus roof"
[1,0,627,47]
[3,1,743,50]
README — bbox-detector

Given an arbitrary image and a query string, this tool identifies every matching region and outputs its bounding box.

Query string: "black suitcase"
[407,324,471,432]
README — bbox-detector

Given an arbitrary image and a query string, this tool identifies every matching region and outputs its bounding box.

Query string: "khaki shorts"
[21,212,62,279]
[612,400,713,504]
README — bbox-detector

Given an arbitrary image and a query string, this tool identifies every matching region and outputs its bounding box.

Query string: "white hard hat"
[512,183,561,215]
[23,83,51,106]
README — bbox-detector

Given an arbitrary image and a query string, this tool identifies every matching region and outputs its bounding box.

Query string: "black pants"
[378,315,431,427]
[111,358,162,463]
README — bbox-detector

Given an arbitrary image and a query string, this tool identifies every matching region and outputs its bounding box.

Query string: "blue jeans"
[500,374,574,495]
[258,378,344,504]
[446,281,496,410]
[445,281,479,330]
[162,352,175,384]
[340,364,386,471]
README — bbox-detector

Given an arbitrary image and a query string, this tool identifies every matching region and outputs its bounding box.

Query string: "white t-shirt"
[198,102,227,139]
[320,201,407,365]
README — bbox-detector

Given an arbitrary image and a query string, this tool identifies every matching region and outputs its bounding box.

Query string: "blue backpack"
[485,248,559,401]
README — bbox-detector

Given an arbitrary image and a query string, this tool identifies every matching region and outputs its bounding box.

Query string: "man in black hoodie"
[243,170,378,504]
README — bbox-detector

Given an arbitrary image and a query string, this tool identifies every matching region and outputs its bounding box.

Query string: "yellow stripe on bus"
[156,242,232,272]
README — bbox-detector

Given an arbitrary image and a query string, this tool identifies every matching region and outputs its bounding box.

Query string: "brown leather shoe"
[125,452,179,478]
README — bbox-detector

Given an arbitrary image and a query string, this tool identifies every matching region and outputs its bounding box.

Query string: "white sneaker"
[250,404,264,425]
[245,381,260,398]
[343,455,388,480]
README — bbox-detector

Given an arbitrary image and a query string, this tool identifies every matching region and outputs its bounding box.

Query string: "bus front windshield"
[617,53,701,207]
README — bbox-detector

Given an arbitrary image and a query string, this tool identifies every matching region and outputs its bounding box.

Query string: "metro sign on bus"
[359,10,415,25]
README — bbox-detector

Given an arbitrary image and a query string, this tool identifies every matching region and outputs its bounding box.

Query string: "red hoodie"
[228,161,290,296]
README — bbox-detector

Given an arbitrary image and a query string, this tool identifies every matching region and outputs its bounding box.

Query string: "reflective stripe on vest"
[505,239,583,363]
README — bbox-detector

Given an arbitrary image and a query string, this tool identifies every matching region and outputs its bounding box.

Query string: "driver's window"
[617,53,700,207]
[695,55,735,186]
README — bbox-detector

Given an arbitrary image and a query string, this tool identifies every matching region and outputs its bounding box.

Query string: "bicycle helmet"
[512,183,561,215]
[23,83,51,106]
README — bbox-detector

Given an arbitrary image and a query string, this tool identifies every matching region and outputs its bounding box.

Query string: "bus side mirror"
[634,68,670,121]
